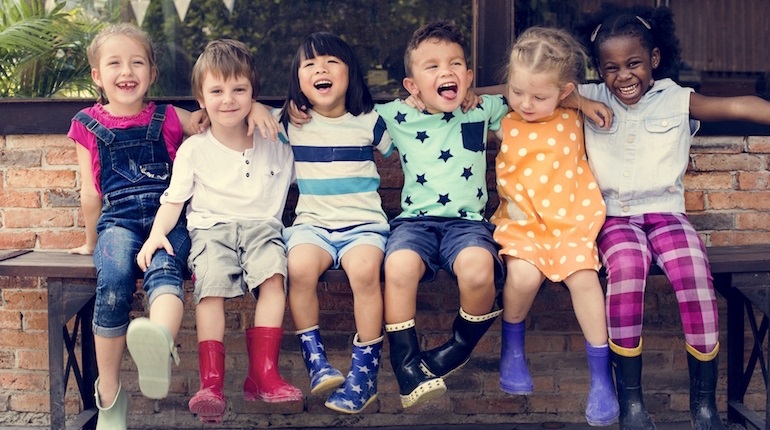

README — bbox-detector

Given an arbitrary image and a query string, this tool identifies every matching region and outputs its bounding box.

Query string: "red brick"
[6,134,71,149]
[747,135,770,153]
[2,290,46,311]
[0,310,22,330]
[708,191,770,210]
[691,153,764,172]
[684,190,706,211]
[0,329,48,348]
[0,189,42,208]
[15,350,48,371]
[691,136,745,153]
[0,149,42,168]
[21,310,47,331]
[6,169,76,189]
[8,392,48,412]
[0,232,37,249]
[37,230,85,249]
[44,147,77,166]
[736,212,770,230]
[4,208,75,228]
[737,171,770,190]
[683,172,734,190]
[710,231,770,246]
[0,371,48,390]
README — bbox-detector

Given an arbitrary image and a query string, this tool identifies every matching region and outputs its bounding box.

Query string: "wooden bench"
[1,245,770,430]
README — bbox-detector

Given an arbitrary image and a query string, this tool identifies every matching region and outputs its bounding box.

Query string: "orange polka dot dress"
[491,108,606,282]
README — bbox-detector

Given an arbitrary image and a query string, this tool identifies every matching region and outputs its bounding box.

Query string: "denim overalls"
[73,105,191,338]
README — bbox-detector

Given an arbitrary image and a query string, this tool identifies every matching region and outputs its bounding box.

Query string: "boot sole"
[310,374,346,395]
[400,378,447,409]
[126,318,173,399]
[500,381,533,396]
[420,358,469,378]
[189,397,226,424]
[325,393,378,414]
[586,413,620,427]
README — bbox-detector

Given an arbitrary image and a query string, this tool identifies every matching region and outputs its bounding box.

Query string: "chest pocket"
[584,118,618,149]
[461,121,485,152]
[644,116,682,148]
[107,138,169,183]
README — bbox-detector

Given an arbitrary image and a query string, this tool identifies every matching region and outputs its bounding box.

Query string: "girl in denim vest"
[577,5,770,430]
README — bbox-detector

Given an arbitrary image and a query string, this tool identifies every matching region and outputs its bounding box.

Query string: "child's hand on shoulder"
[136,234,175,272]
[287,101,311,128]
[189,109,209,134]
[580,99,614,129]
[247,102,281,141]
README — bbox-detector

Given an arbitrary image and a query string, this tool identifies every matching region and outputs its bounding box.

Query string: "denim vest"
[579,79,700,216]
[73,104,173,230]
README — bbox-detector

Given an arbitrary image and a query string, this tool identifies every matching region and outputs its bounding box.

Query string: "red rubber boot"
[243,326,303,403]
[188,340,226,423]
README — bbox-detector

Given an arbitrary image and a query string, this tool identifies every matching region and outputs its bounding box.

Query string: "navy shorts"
[385,216,504,286]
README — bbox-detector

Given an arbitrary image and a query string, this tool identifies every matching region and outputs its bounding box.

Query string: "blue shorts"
[283,223,389,269]
[385,216,504,285]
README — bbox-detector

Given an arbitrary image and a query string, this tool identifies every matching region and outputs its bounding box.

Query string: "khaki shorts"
[189,218,287,304]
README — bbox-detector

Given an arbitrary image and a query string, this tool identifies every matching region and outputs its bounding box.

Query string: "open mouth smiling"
[313,80,332,90]
[437,82,458,100]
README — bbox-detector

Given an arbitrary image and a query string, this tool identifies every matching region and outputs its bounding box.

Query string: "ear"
[403,77,420,96]
[150,66,158,84]
[197,99,206,110]
[91,68,102,87]
[559,82,575,101]
[651,47,661,69]
[465,68,474,89]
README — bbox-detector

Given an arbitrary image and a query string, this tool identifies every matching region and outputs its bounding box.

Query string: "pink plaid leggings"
[597,213,719,354]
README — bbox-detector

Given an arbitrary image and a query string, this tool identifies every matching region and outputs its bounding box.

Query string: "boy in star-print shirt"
[378,20,508,409]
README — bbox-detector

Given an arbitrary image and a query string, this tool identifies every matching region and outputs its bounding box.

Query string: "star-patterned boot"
[325,333,383,414]
[297,325,345,395]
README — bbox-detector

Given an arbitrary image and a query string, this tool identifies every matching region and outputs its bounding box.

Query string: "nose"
[521,96,533,109]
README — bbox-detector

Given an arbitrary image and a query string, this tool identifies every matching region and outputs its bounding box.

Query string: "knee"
[454,250,494,289]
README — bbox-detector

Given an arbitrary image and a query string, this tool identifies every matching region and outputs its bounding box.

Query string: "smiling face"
[91,34,155,116]
[298,53,349,118]
[597,35,660,106]
[403,38,473,114]
[507,67,573,122]
[197,72,253,132]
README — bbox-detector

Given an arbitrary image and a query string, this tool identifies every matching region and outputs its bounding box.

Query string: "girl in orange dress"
[490,27,618,427]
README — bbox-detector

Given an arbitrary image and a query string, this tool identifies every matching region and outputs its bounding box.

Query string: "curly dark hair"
[575,2,681,80]
[403,19,466,77]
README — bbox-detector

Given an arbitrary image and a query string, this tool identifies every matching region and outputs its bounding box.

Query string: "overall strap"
[146,104,168,142]
[73,111,115,144]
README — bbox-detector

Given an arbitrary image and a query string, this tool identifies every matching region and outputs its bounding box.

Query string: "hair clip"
[590,24,602,42]
[636,16,652,30]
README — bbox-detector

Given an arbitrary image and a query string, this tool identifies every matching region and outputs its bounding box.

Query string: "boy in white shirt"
[137,39,300,424]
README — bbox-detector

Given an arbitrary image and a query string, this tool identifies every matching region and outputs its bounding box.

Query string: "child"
[576,4,770,429]
[377,20,509,409]
[67,23,199,430]
[279,32,391,414]
[136,39,301,424]
[487,27,619,426]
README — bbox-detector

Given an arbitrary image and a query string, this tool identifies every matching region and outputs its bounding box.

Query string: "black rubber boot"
[687,343,727,430]
[421,300,502,378]
[611,340,656,430]
[386,320,446,408]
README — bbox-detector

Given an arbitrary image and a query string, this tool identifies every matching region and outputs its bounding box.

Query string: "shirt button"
[245,160,250,164]
[627,135,635,143]
[246,173,250,178]
[623,171,630,177]
[623,206,630,212]
[661,120,668,126]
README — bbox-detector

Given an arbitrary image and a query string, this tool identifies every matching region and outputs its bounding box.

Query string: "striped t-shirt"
[286,109,392,230]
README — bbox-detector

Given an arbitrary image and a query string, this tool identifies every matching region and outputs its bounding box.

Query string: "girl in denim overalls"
[576,5,770,430]
[68,23,198,430]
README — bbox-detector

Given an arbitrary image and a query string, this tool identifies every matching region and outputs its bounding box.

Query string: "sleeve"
[372,113,393,158]
[160,138,196,204]
[67,113,101,195]
[480,94,510,131]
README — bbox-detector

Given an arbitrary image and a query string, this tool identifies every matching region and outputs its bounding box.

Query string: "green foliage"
[0,0,102,98]
[140,0,473,98]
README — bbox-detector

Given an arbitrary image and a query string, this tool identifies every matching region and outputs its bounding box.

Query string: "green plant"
[0,0,101,97]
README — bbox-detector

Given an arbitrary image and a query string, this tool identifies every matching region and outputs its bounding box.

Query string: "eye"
[535,96,546,101]
[301,61,314,68]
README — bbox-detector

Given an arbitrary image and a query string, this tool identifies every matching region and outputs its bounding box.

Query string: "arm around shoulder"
[689,92,770,125]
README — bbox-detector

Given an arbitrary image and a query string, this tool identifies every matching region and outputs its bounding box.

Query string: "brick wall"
[0,132,768,428]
